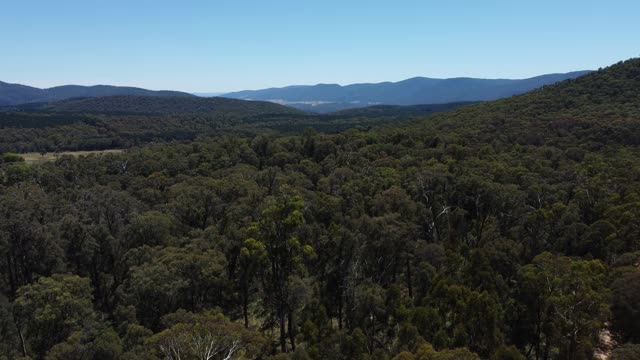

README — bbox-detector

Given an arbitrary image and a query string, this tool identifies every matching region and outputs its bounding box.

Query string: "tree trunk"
[543,334,551,360]
[338,290,343,330]
[569,330,577,360]
[243,287,249,328]
[279,305,287,353]
[288,309,296,351]
[6,253,16,293]
[17,324,27,358]
[406,257,413,299]
[535,318,541,360]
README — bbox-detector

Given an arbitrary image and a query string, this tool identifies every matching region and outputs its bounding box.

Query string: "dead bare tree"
[157,326,244,360]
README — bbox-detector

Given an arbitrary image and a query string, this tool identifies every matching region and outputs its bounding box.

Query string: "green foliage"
[2,152,24,163]
[13,274,99,358]
[411,343,481,360]
[120,243,228,330]
[246,191,310,352]
[3,162,32,185]
[518,253,609,359]
[491,346,526,360]
[611,271,640,342]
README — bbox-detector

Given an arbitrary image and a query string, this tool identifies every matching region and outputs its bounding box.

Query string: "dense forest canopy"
[0,59,639,359]
[0,98,469,153]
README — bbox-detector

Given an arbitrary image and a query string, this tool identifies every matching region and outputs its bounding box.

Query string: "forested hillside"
[330,102,477,118]
[35,96,303,115]
[0,99,470,153]
[0,59,639,360]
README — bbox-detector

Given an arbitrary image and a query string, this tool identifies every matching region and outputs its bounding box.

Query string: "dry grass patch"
[21,149,124,164]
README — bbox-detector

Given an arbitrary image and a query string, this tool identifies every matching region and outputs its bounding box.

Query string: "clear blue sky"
[1,0,638,92]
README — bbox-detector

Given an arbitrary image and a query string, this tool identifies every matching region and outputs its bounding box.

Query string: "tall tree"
[247,190,311,352]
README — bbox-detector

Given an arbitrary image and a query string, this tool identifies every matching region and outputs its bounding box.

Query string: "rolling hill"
[0,81,194,106]
[0,95,304,152]
[409,59,640,148]
[0,95,471,153]
[31,95,303,115]
[223,71,591,112]
[329,102,476,118]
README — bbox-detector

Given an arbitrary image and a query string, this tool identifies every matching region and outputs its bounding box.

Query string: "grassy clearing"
[21,149,124,164]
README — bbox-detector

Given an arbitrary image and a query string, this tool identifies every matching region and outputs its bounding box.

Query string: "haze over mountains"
[223,71,591,112]
[0,81,194,106]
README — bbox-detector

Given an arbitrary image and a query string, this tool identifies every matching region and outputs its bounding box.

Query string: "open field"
[21,149,124,164]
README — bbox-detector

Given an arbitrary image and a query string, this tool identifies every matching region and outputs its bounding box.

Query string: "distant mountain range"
[0,81,194,106]
[1,70,592,113]
[223,71,592,112]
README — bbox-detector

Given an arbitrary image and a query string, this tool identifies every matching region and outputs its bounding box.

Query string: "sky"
[1,0,639,92]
